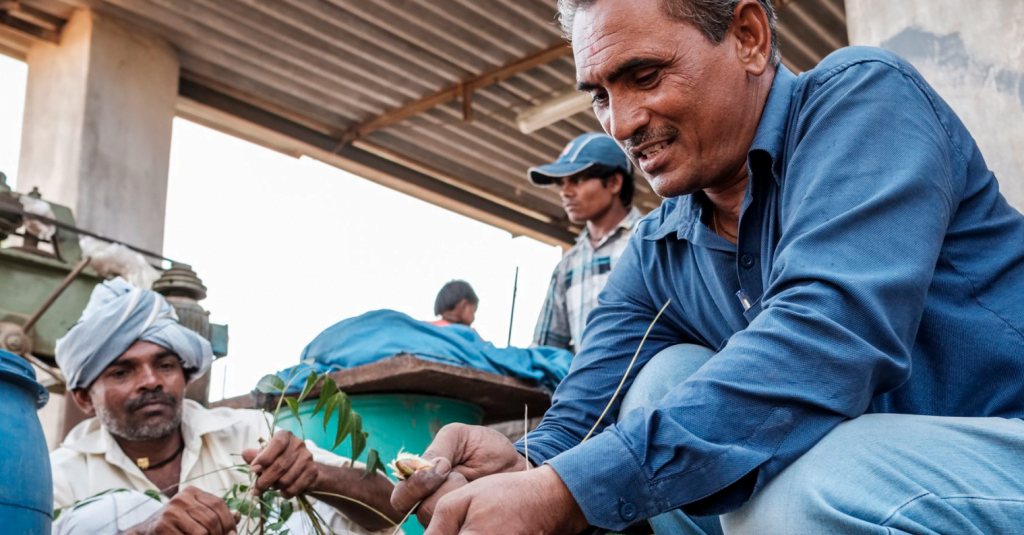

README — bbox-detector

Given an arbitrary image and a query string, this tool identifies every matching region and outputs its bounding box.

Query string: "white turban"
[56,278,213,390]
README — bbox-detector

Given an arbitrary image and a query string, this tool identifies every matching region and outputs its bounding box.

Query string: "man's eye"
[111,370,128,378]
[636,70,658,87]
[590,92,608,106]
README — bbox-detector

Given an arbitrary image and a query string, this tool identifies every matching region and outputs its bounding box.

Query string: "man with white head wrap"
[51,278,403,535]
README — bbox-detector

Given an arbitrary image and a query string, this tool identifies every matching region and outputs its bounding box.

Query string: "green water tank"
[276,393,484,535]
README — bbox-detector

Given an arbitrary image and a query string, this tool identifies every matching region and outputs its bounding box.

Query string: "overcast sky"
[0,54,564,401]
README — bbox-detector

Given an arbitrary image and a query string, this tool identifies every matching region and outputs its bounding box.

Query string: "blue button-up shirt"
[516,47,1024,531]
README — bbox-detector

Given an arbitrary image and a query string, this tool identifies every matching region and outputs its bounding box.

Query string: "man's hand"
[425,466,589,535]
[391,423,529,526]
[242,430,319,499]
[127,487,238,535]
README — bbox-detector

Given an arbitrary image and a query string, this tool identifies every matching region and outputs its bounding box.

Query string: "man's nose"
[604,95,649,144]
[136,365,162,390]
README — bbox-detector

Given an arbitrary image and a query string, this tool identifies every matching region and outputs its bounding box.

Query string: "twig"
[309,491,398,527]
[523,405,529,470]
[391,500,421,535]
[581,299,671,443]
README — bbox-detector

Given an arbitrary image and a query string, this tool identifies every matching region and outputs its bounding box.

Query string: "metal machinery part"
[153,262,229,405]
[0,173,229,437]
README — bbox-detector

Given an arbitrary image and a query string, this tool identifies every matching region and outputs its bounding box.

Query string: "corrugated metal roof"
[1,0,848,245]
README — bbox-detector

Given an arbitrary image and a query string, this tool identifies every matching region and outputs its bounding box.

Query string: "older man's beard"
[94,390,183,441]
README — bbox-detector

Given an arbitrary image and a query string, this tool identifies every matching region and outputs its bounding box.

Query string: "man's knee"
[619,344,714,419]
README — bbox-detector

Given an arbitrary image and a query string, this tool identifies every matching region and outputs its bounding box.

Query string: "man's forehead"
[571,0,672,81]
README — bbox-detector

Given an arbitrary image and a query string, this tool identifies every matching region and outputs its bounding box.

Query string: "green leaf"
[311,378,337,418]
[143,489,163,502]
[226,497,243,511]
[322,394,339,433]
[362,449,387,480]
[255,374,287,394]
[285,397,303,436]
[279,499,294,522]
[350,413,366,461]
[52,508,62,521]
[297,371,319,404]
[268,521,286,530]
[333,394,353,451]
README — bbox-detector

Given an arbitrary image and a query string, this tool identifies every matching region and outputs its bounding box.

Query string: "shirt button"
[740,253,755,269]
[619,502,638,521]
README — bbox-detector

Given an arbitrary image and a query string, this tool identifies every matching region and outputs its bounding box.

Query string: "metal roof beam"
[340,41,572,144]
[178,79,577,247]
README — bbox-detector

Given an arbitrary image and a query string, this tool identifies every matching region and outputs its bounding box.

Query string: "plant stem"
[309,491,398,527]
[581,299,671,443]
[391,500,421,535]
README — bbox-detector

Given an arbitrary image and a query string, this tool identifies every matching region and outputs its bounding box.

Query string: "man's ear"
[731,0,772,76]
[606,172,624,196]
[69,387,97,417]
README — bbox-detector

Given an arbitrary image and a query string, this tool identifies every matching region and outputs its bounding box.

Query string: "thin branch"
[309,491,398,527]
[582,299,671,443]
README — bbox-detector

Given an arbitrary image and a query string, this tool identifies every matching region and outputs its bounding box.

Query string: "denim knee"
[619,344,715,420]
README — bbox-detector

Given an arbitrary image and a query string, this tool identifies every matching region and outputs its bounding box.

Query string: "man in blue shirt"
[390,0,1024,533]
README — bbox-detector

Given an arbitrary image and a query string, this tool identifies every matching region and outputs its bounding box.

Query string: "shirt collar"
[577,206,644,247]
[644,65,797,242]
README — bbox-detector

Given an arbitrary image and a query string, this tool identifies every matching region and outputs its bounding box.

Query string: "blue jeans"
[618,344,1024,535]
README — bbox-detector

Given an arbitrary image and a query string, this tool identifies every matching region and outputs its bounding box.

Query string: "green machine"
[0,171,228,408]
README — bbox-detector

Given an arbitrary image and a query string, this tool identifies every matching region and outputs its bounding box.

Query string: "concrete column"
[845,1,1024,213]
[17,9,179,253]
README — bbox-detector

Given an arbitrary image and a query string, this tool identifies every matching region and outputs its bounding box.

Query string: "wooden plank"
[212,355,553,424]
[341,41,572,143]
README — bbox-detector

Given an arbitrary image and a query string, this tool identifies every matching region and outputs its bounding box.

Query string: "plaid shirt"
[532,207,643,351]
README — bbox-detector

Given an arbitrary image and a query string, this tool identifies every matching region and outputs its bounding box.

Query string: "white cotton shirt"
[51,399,397,535]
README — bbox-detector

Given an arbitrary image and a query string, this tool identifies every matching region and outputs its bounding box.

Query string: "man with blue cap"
[528,133,643,353]
[50,278,402,535]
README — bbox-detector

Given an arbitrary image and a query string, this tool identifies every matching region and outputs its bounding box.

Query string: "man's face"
[453,300,478,326]
[556,173,622,224]
[72,341,186,441]
[573,0,768,197]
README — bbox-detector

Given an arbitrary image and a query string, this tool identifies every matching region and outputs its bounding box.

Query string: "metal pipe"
[0,203,176,264]
[22,256,91,332]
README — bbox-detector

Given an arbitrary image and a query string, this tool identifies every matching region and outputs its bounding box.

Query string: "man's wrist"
[537,465,589,533]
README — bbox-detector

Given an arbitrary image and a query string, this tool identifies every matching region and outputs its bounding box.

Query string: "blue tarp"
[276,309,573,393]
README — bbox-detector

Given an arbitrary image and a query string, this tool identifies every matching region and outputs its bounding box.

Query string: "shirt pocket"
[742,295,764,324]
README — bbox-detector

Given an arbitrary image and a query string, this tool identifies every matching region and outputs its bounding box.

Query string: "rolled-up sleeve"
[522,60,965,530]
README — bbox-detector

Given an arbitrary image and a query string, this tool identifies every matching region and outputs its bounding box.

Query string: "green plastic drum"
[276,393,484,535]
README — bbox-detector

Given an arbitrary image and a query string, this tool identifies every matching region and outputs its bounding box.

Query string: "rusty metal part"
[21,256,91,333]
[0,321,32,355]
[152,262,208,301]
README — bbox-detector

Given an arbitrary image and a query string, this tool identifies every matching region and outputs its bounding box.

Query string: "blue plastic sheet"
[277,310,573,393]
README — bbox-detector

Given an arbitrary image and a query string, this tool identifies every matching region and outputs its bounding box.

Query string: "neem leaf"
[323,395,339,433]
[363,449,387,480]
[280,500,294,522]
[285,397,303,436]
[333,394,353,451]
[255,374,287,394]
[143,489,162,502]
[312,378,337,418]
[298,372,319,404]
[350,414,366,461]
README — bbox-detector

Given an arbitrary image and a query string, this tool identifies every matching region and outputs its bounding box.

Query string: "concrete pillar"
[17,9,179,253]
[845,1,1024,213]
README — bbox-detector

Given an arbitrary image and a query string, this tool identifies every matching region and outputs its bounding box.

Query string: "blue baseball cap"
[528,133,632,186]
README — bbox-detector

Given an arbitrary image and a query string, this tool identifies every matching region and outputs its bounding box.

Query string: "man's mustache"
[125,390,178,412]
[625,125,680,154]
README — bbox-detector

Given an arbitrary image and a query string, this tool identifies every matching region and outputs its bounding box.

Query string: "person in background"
[50,278,403,535]
[430,280,479,328]
[529,133,642,352]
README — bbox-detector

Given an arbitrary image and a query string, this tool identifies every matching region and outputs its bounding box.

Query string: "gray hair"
[557,0,781,68]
